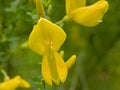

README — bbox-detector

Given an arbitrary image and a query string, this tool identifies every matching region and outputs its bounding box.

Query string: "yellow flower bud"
[36,0,44,17]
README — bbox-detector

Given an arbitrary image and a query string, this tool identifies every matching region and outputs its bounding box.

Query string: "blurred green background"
[0,0,120,90]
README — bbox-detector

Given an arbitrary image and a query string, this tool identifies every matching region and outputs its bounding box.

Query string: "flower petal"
[54,51,68,83]
[66,55,76,69]
[0,76,21,90]
[66,0,86,17]
[42,54,52,86]
[0,76,30,90]
[71,0,109,27]
[45,48,60,85]
[28,18,66,55]
[19,79,30,88]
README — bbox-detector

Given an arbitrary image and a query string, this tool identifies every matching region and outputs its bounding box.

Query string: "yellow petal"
[0,76,30,90]
[66,0,86,17]
[28,18,66,55]
[54,51,68,83]
[45,48,60,85]
[66,55,76,69]
[0,76,21,90]
[19,79,30,88]
[42,54,52,86]
[71,0,109,27]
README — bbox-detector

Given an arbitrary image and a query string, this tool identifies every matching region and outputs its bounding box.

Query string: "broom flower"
[0,75,30,90]
[65,0,109,27]
[28,18,76,86]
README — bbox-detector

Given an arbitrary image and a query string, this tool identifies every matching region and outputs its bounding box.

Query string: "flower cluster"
[0,0,109,88]
[28,0,109,86]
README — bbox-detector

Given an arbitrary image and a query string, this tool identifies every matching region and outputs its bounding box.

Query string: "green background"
[0,0,120,90]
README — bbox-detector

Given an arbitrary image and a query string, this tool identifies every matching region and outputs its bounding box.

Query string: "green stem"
[1,69,10,80]
[55,16,69,25]
[55,19,64,25]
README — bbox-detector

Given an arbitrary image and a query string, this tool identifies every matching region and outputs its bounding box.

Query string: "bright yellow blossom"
[28,18,76,86]
[65,0,109,27]
[0,75,30,90]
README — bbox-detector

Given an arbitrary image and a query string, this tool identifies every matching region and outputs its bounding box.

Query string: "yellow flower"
[28,18,76,86]
[66,0,109,27]
[0,75,30,90]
